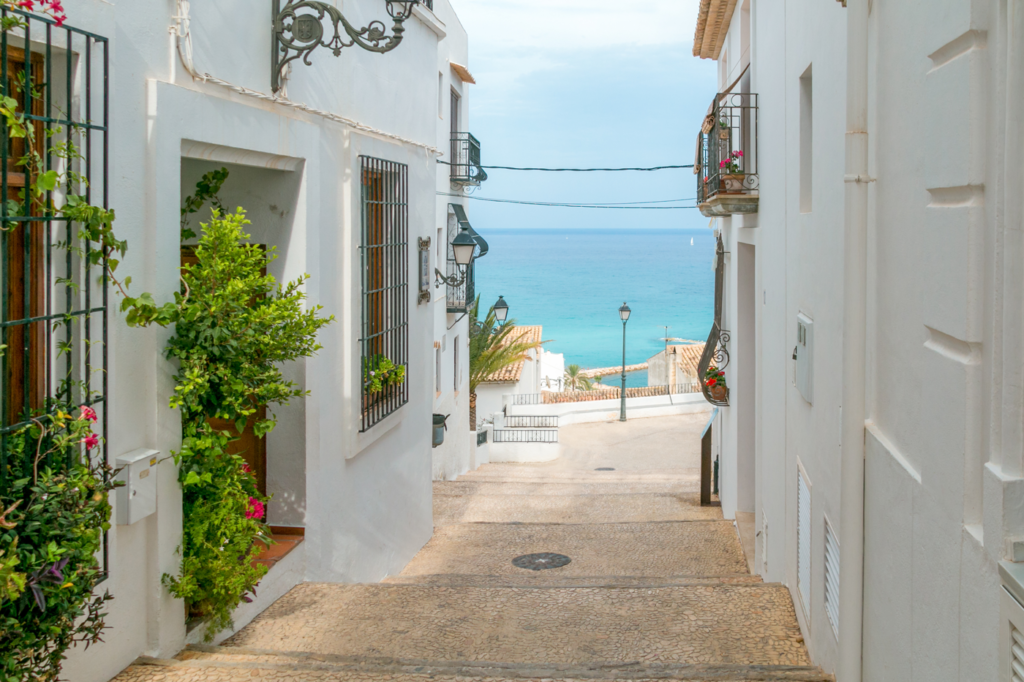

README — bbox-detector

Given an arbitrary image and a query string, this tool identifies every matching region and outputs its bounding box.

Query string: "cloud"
[454,0,701,52]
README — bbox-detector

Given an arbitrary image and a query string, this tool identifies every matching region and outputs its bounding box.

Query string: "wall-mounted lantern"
[272,0,418,92]
[493,296,509,325]
[434,226,476,288]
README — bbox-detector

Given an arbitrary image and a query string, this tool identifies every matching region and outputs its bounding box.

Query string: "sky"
[450,0,717,230]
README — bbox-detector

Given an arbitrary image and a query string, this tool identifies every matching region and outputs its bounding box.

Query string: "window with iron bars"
[0,14,110,568]
[359,156,409,431]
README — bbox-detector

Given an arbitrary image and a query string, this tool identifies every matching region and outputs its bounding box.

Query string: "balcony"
[445,204,488,313]
[696,92,758,217]
[450,132,488,187]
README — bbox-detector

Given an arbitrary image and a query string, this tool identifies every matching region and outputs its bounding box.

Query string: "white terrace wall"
[51,2,458,681]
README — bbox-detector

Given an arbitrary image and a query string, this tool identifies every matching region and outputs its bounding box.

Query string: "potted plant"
[718,150,745,192]
[704,366,729,402]
[363,353,406,408]
[718,118,731,140]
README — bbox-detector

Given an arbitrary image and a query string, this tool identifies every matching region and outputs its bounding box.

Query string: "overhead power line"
[437,192,698,209]
[436,161,694,172]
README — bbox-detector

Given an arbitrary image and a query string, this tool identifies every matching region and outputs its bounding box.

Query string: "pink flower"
[719,159,727,169]
[733,150,744,157]
[79,405,98,423]
[82,433,99,450]
[242,463,253,476]
[245,497,265,520]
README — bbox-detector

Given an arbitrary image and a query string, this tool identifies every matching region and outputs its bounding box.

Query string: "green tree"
[162,209,333,638]
[469,296,546,428]
[564,364,592,391]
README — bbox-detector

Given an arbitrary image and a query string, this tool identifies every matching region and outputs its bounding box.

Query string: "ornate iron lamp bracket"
[434,267,468,289]
[272,0,416,92]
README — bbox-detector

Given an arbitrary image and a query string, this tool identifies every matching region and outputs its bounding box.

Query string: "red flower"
[242,463,253,476]
[706,378,717,387]
[82,433,99,450]
[245,497,265,520]
[79,405,98,423]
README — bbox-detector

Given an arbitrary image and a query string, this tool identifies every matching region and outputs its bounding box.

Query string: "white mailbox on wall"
[115,449,159,525]
[795,313,813,404]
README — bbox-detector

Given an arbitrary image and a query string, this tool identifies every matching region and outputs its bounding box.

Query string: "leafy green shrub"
[363,354,406,395]
[0,408,118,681]
[162,208,332,639]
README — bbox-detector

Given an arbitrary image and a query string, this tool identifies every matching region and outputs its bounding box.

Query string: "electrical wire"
[437,192,698,209]
[437,161,693,172]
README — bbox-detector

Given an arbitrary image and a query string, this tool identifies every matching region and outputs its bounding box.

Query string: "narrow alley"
[114,415,827,682]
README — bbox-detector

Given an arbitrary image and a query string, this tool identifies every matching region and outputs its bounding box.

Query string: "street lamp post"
[618,302,631,422]
[493,296,509,326]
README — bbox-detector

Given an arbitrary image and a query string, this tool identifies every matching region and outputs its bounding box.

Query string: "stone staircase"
[114,418,829,682]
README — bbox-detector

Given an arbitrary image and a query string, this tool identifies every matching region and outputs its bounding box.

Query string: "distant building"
[647,344,705,390]
[474,325,548,424]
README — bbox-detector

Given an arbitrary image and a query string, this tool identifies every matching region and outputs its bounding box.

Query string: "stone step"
[435,481,701,496]
[220,582,810,668]
[457,468,700,483]
[402,521,748,579]
[119,650,832,682]
[382,573,764,588]
[434,492,722,526]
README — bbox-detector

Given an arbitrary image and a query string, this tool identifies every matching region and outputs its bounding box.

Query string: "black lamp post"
[493,296,509,326]
[434,226,477,288]
[618,302,631,422]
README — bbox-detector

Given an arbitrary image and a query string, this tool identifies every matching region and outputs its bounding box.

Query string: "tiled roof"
[480,325,543,384]
[693,0,738,59]
[672,343,706,378]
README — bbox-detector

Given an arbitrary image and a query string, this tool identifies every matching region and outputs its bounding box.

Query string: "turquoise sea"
[474,228,715,388]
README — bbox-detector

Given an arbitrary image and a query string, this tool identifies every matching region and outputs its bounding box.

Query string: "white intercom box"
[115,449,159,525]
[795,313,814,404]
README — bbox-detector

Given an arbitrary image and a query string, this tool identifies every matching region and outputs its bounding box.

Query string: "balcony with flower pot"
[695,92,758,217]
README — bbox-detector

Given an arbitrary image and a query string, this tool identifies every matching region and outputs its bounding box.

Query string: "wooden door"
[181,245,268,497]
[5,48,46,425]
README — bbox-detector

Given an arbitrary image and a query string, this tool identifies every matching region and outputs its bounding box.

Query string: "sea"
[474,227,715,388]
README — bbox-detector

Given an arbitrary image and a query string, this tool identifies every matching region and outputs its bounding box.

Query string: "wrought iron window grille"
[698,235,730,406]
[696,92,758,217]
[272,0,418,93]
[449,132,486,186]
[359,156,409,431]
[0,11,111,571]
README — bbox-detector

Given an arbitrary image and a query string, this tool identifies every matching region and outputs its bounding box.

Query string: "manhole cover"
[512,553,571,571]
[595,467,615,471]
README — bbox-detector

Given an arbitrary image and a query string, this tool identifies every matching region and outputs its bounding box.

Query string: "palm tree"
[469,296,547,429]
[564,364,592,391]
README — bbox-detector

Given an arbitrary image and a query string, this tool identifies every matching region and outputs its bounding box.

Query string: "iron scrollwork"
[714,330,731,370]
[272,0,417,92]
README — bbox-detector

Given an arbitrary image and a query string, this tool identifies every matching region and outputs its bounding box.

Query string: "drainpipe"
[839,1,869,681]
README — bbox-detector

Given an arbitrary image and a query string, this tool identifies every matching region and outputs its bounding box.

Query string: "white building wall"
[705,0,1014,679]
[44,2,460,681]
[430,0,473,482]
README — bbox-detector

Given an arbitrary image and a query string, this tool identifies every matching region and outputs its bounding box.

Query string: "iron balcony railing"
[493,429,559,444]
[445,204,487,313]
[698,235,730,407]
[450,132,487,186]
[696,92,758,216]
[505,382,701,406]
[504,415,559,428]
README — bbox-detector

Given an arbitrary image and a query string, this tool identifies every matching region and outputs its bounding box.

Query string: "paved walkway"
[113,414,825,682]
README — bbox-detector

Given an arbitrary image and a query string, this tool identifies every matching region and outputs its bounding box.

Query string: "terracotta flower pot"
[709,384,728,402]
[720,173,746,193]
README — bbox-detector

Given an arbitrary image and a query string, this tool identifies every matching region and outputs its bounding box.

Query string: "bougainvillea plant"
[161,205,332,639]
[0,406,120,682]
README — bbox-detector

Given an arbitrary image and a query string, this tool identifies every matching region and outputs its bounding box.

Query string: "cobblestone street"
[113,414,827,682]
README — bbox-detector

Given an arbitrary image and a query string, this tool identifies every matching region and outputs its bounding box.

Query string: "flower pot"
[720,173,746,193]
[709,384,728,402]
[432,413,448,448]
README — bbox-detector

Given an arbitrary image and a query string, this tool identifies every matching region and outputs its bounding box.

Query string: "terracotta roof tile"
[480,325,542,384]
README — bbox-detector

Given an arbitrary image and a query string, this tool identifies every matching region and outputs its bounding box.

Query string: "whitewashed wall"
[707,0,1017,679]
[50,1,454,681]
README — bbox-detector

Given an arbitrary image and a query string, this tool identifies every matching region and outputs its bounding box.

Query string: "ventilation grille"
[824,518,840,638]
[797,470,811,613]
[1012,625,1024,682]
